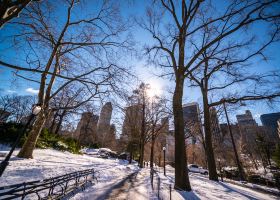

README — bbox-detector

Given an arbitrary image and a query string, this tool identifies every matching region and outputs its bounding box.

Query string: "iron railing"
[0,168,96,200]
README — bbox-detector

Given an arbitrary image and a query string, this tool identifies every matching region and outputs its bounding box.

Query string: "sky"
[0,0,279,127]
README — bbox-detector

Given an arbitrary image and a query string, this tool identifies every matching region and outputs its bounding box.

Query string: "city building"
[219,123,242,166]
[121,104,142,142]
[182,102,202,144]
[165,130,175,165]
[210,107,222,147]
[74,112,99,146]
[260,112,280,140]
[97,102,114,148]
[236,110,257,126]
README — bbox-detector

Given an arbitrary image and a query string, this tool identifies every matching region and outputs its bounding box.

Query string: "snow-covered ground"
[155,165,279,200]
[0,146,138,188]
[0,146,279,200]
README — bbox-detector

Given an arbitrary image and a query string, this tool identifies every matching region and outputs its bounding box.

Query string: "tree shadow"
[91,170,141,200]
[218,182,260,200]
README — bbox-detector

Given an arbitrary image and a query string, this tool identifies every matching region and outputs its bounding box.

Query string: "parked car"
[98,153,109,159]
[118,152,129,160]
[188,164,208,175]
[98,148,118,158]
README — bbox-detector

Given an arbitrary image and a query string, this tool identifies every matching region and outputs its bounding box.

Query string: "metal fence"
[0,168,96,200]
[150,168,172,200]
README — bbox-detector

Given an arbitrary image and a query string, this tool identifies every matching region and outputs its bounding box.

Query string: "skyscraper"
[183,102,200,124]
[210,107,222,146]
[75,112,99,145]
[97,102,113,147]
[260,112,280,140]
[182,102,202,144]
[236,110,257,126]
[121,104,142,141]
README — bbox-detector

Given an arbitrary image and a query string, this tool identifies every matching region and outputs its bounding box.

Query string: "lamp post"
[222,99,245,181]
[0,105,41,177]
[163,146,166,176]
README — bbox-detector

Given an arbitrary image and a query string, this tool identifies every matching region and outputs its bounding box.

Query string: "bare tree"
[0,95,36,123]
[147,97,169,169]
[48,85,86,134]
[141,0,280,186]
[0,0,132,158]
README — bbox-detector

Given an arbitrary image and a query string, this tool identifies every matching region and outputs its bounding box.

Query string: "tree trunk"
[139,99,146,168]
[129,148,132,164]
[50,111,59,133]
[54,110,66,134]
[202,90,219,181]
[150,134,155,169]
[18,111,46,158]
[173,75,191,191]
[223,102,246,181]
[139,139,145,168]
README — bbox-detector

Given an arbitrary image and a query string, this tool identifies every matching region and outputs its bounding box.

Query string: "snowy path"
[72,165,280,200]
[73,168,155,200]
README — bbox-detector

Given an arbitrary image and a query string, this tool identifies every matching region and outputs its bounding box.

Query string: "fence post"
[169,184,172,200]
[21,182,26,200]
[151,169,154,190]
[157,177,160,198]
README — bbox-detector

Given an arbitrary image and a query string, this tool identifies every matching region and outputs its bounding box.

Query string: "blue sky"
[0,0,279,126]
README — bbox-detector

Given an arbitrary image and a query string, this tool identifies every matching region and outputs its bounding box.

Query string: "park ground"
[0,146,278,200]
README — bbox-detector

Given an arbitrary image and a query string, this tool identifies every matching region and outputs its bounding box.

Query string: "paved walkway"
[84,168,153,200]
[105,170,149,200]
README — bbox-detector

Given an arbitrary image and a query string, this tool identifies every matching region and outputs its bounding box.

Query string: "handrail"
[0,168,96,200]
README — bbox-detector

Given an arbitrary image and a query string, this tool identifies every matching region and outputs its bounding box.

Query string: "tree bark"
[223,102,245,181]
[173,75,191,191]
[150,134,155,169]
[202,90,218,181]
[18,111,46,158]
[54,110,66,134]
[50,111,59,133]
[139,98,146,168]
[129,147,132,164]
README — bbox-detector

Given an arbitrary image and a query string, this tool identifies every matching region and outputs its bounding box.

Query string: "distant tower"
[75,112,99,145]
[97,102,113,147]
[161,117,169,135]
[260,112,280,140]
[210,107,222,146]
[236,110,257,126]
[121,104,142,142]
[182,102,202,144]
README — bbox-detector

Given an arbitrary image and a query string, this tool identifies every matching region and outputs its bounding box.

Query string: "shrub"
[272,143,280,168]
[0,122,24,145]
[0,123,81,154]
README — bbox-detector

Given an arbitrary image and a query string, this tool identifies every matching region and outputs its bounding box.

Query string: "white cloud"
[6,89,16,93]
[26,87,39,94]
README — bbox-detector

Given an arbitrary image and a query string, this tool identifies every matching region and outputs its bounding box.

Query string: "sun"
[146,80,163,98]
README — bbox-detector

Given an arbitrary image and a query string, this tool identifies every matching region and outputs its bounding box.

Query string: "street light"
[0,104,41,177]
[163,146,166,176]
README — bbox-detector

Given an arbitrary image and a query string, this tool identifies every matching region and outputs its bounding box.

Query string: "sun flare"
[146,80,163,98]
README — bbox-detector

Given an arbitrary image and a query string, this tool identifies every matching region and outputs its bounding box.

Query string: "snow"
[0,147,138,188]
[80,148,99,155]
[0,146,278,200]
[154,165,279,200]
